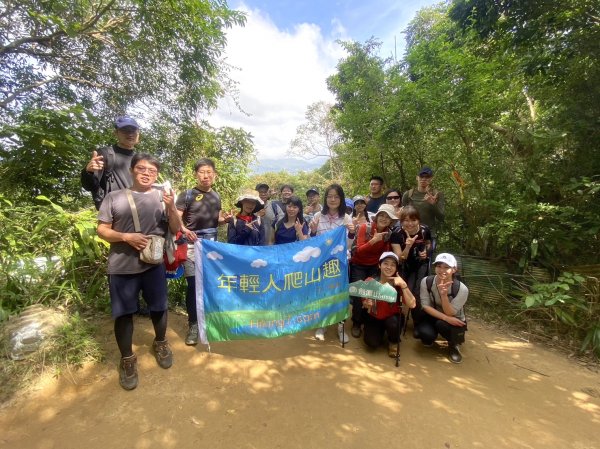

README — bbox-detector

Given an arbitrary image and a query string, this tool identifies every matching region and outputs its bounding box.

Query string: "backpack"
[91,145,116,209]
[406,187,438,204]
[350,222,373,257]
[425,275,461,304]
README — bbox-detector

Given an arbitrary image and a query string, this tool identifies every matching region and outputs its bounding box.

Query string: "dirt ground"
[0,313,599,449]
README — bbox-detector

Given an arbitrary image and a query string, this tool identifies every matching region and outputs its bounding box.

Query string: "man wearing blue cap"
[402,166,445,245]
[81,116,141,210]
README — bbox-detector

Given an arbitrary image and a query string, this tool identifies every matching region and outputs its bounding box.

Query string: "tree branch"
[0,76,59,109]
[0,0,119,57]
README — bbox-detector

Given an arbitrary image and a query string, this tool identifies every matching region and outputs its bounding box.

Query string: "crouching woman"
[361,252,416,357]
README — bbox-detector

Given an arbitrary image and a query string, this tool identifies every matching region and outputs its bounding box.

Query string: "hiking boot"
[152,339,173,369]
[388,343,399,358]
[449,345,463,364]
[185,323,199,346]
[337,323,349,344]
[315,327,325,341]
[351,325,362,338]
[119,354,138,390]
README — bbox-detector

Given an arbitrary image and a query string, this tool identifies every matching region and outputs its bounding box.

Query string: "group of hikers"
[82,117,468,391]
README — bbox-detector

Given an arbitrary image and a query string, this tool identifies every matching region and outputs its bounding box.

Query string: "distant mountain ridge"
[250,157,326,174]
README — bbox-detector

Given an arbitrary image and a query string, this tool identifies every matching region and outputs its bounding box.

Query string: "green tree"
[0,0,248,206]
[289,101,342,179]
[0,0,245,117]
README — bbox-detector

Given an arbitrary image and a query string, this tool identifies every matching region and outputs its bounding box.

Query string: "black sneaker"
[351,325,362,338]
[185,323,199,346]
[153,340,173,369]
[449,345,463,364]
[119,354,138,390]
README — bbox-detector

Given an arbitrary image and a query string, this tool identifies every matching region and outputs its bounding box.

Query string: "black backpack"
[425,275,461,303]
[90,145,115,209]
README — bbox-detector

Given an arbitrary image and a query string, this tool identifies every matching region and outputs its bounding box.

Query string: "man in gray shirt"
[415,253,468,364]
[255,183,283,245]
[97,153,181,390]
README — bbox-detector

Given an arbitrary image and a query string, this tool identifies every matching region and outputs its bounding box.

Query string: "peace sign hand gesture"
[404,230,418,247]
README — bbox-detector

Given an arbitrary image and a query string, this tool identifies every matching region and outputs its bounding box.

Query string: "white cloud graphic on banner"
[251,259,268,268]
[293,246,321,262]
[331,245,345,255]
[207,251,223,261]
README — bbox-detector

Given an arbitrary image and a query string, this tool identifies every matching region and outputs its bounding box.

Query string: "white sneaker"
[315,328,325,341]
[337,323,349,344]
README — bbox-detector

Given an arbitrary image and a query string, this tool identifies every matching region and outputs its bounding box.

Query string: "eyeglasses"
[326,195,340,200]
[134,166,158,175]
[196,170,215,176]
[386,196,400,200]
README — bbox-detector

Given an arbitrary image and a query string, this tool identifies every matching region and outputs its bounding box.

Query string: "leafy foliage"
[0,193,108,318]
[0,0,245,117]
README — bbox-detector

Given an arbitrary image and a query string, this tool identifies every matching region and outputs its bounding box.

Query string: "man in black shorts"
[97,153,182,390]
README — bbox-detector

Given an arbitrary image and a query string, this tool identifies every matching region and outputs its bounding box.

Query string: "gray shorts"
[183,244,196,277]
[183,233,217,277]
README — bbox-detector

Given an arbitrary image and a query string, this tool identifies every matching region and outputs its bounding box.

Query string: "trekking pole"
[395,296,402,367]
[403,308,410,336]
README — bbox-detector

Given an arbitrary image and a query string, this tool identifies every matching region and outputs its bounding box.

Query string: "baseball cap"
[418,166,433,177]
[379,251,399,264]
[306,187,319,196]
[433,253,457,269]
[352,195,367,204]
[255,183,269,191]
[345,198,354,208]
[114,116,139,129]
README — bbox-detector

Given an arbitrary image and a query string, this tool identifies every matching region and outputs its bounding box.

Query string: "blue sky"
[209,0,443,160]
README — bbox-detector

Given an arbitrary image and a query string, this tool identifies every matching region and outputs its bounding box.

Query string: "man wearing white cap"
[416,253,468,363]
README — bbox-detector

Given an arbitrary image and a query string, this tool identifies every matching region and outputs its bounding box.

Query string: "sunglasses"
[386,195,400,200]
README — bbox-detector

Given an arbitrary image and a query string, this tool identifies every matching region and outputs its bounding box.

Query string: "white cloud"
[207,251,223,261]
[251,258,268,268]
[331,244,345,255]
[293,246,322,263]
[209,5,345,159]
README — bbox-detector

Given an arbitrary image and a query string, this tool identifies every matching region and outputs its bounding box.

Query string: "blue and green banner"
[195,227,349,343]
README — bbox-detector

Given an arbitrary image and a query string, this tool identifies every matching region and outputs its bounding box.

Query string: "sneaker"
[185,323,199,346]
[351,325,362,338]
[337,323,349,344]
[448,345,463,364]
[119,354,138,390]
[315,327,325,341]
[388,343,399,358]
[152,339,173,369]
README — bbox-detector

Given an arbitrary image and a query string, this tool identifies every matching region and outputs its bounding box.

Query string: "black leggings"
[185,276,197,324]
[363,313,404,348]
[114,310,168,357]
